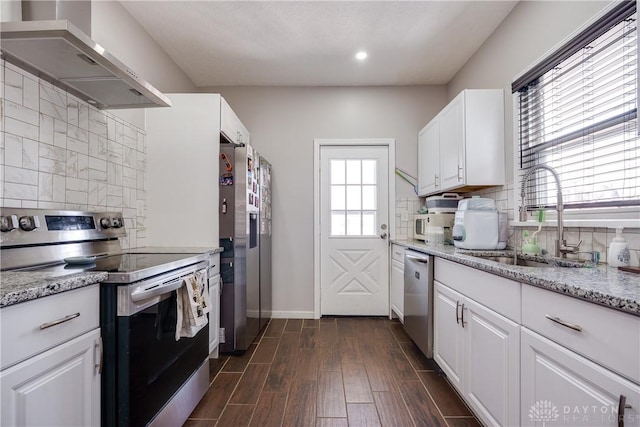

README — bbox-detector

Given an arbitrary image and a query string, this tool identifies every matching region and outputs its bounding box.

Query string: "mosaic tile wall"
[0,60,147,249]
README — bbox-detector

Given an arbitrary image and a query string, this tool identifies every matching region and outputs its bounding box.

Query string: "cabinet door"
[463,297,520,427]
[209,276,221,353]
[521,328,640,427]
[433,281,464,392]
[418,119,440,196]
[1,329,100,426]
[390,259,404,321]
[439,93,465,191]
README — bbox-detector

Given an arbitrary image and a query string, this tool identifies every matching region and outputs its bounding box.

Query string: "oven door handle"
[130,277,185,302]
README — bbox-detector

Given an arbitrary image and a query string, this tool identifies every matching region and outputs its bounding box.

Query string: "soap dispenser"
[608,226,631,267]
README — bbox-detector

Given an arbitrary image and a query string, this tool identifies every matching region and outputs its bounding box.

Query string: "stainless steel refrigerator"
[219,143,272,352]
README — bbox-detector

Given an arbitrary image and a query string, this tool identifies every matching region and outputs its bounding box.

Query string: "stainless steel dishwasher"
[403,250,434,358]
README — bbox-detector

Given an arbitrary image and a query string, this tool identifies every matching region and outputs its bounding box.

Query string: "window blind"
[515,2,639,213]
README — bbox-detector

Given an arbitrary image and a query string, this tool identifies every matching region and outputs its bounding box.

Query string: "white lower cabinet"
[390,244,405,321]
[433,281,464,391]
[434,279,520,427]
[521,327,640,426]
[464,297,520,427]
[0,329,101,426]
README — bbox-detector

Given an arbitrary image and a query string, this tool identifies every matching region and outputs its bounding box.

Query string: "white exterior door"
[319,145,390,316]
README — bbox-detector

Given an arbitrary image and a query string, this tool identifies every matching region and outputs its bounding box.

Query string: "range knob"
[0,215,19,232]
[100,217,112,229]
[18,215,40,231]
[111,217,123,229]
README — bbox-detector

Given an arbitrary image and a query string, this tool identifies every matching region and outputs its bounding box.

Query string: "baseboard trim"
[271,310,315,319]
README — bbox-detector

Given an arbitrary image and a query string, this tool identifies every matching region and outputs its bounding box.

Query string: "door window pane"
[362,160,376,184]
[362,212,376,235]
[331,212,345,236]
[346,160,361,184]
[329,158,380,237]
[331,160,345,184]
[346,186,361,210]
[331,185,345,210]
[346,212,362,235]
[362,185,376,210]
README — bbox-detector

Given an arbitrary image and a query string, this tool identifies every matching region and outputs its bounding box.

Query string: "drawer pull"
[39,312,80,330]
[461,303,466,328]
[545,315,582,332]
[456,301,461,325]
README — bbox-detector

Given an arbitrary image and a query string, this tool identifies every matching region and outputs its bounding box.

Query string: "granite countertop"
[1,271,108,308]
[0,246,223,309]
[393,240,640,317]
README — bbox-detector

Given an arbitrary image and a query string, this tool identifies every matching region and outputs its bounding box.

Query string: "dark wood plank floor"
[185,317,481,427]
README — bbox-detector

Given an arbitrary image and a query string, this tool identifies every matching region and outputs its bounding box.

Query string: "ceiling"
[121,1,518,87]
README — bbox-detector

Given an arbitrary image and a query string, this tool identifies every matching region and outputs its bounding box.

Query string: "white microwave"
[413,214,455,243]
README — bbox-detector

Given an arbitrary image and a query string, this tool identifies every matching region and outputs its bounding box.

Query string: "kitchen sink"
[469,254,587,268]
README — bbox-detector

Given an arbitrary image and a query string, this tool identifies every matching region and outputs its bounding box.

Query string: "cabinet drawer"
[0,284,100,370]
[522,285,640,384]
[208,253,220,277]
[434,258,520,323]
[391,244,405,262]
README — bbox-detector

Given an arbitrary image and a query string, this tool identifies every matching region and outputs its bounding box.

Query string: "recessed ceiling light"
[355,51,368,60]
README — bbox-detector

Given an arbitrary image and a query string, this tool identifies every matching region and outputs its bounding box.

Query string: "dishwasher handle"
[405,252,429,263]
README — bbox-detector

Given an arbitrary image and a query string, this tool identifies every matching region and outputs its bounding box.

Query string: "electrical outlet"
[136,200,144,217]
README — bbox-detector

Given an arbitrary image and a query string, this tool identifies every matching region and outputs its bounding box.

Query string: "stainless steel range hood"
[0,2,171,109]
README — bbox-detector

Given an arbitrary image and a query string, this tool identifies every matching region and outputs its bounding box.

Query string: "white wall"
[92,1,196,94]
[91,1,198,129]
[200,85,447,316]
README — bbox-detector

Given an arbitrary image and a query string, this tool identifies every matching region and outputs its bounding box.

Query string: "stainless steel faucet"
[519,165,581,258]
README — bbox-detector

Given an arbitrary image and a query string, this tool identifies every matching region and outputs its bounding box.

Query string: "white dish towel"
[176,269,210,340]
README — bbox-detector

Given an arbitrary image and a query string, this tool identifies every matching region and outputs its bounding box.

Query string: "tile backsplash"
[0,60,147,250]
[469,185,640,267]
[398,182,639,266]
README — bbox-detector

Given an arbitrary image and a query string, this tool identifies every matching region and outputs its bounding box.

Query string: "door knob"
[380,232,388,239]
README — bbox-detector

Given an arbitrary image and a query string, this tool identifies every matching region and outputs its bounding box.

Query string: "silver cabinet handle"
[455,301,461,325]
[40,312,80,330]
[461,303,466,328]
[545,315,582,332]
[458,165,463,182]
[434,174,439,188]
[95,336,103,375]
[618,394,632,427]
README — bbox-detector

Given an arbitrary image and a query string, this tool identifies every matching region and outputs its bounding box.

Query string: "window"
[330,159,377,236]
[514,2,639,216]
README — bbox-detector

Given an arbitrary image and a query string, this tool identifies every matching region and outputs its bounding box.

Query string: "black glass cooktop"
[92,253,197,273]
[33,252,208,284]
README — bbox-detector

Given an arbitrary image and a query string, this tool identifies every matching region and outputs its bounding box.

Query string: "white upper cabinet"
[418,119,440,195]
[418,89,505,197]
[221,97,250,145]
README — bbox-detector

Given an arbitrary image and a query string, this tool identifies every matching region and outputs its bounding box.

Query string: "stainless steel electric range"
[0,208,211,426]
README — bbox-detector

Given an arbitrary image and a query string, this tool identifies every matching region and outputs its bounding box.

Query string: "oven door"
[101,265,209,427]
